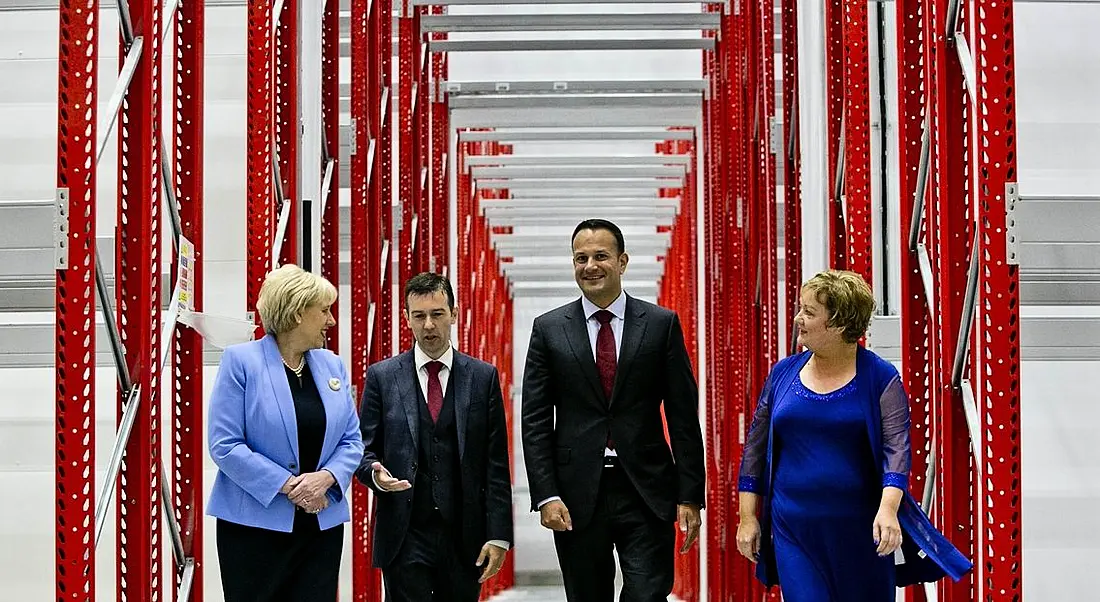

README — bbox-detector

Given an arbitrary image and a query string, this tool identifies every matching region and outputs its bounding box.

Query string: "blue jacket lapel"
[305,350,342,465]
[261,335,299,462]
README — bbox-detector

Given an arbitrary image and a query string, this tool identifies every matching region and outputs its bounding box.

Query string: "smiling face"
[295,300,336,350]
[794,289,844,352]
[405,290,456,359]
[572,227,629,307]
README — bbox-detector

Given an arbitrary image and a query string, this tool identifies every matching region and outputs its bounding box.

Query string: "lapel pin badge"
[328,378,341,391]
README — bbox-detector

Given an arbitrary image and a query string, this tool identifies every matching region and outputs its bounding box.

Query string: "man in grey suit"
[522,219,705,602]
[355,272,513,602]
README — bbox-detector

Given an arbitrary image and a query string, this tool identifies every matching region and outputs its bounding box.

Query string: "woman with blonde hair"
[206,264,363,601]
[735,270,970,600]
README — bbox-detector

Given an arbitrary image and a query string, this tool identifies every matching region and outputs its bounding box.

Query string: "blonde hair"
[802,270,876,343]
[256,264,337,335]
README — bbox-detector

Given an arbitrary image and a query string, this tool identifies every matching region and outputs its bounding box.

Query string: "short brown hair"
[256,264,338,335]
[802,270,876,343]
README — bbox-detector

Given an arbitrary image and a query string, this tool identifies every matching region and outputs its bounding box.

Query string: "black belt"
[603,456,620,468]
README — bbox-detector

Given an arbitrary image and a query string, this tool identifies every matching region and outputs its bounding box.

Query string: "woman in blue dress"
[735,270,970,600]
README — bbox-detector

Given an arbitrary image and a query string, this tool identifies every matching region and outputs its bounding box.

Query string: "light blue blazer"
[206,335,364,532]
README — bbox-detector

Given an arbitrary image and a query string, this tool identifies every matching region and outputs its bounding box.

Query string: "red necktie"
[594,310,617,449]
[426,361,444,423]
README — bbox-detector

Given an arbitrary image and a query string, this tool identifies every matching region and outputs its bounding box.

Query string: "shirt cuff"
[487,540,511,551]
[882,472,908,490]
[536,496,561,509]
[737,476,762,494]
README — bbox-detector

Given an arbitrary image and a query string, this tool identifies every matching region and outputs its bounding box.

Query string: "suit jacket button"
[288,463,297,470]
[411,463,418,471]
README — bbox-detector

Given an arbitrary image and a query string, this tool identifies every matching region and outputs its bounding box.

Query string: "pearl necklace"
[283,355,305,382]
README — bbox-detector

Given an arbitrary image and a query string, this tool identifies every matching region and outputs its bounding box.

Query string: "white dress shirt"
[383,344,510,551]
[537,293,627,510]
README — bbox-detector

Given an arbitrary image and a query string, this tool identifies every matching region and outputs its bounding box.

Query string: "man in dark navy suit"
[355,272,512,602]
[522,219,705,602]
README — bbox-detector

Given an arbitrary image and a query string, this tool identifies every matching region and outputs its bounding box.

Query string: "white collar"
[414,343,454,371]
[581,291,627,321]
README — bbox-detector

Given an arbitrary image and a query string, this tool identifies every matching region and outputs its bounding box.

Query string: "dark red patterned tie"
[594,310,617,449]
[426,361,444,423]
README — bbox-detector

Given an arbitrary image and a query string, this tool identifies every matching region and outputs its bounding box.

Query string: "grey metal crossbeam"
[476,179,681,190]
[472,166,686,179]
[464,154,693,168]
[421,13,721,33]
[429,38,716,53]
[443,80,708,96]
[450,94,701,110]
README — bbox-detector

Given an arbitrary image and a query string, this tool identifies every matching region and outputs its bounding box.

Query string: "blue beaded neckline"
[793,375,857,401]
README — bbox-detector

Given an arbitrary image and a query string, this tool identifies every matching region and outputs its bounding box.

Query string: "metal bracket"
[348,119,357,155]
[552,81,568,92]
[393,0,405,18]
[495,82,511,93]
[1005,182,1020,265]
[736,196,744,229]
[393,201,404,233]
[733,0,740,16]
[768,116,781,155]
[54,187,70,270]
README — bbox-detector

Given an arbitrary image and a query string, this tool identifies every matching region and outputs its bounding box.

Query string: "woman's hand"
[736,516,762,562]
[873,506,903,556]
[288,470,336,513]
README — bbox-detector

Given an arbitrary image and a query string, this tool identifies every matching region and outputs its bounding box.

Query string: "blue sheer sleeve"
[880,375,912,490]
[737,371,775,494]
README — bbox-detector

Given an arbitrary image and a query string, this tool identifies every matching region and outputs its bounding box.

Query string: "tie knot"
[426,360,444,376]
[594,309,615,325]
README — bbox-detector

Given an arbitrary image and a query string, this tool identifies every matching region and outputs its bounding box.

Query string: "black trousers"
[216,511,344,602]
[383,510,482,602]
[553,466,675,602]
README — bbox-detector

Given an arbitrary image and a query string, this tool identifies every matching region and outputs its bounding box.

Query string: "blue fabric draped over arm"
[738,370,775,494]
[880,375,911,490]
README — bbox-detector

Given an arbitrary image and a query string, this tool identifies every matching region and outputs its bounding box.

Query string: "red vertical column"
[413,5,431,276]
[350,0,382,598]
[276,0,298,266]
[246,0,275,332]
[781,0,802,352]
[377,0,395,360]
[173,0,205,597]
[55,0,99,597]
[430,7,449,274]
[116,0,163,599]
[894,7,931,602]
[321,0,340,349]
[760,0,779,370]
[397,0,416,354]
[843,0,873,282]
[974,1,1023,599]
[825,0,847,269]
[925,1,975,600]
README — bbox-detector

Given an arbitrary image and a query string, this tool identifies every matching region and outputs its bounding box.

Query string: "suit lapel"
[395,351,420,448]
[612,295,648,406]
[452,351,472,460]
[563,299,606,403]
[305,351,341,464]
[261,335,299,460]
